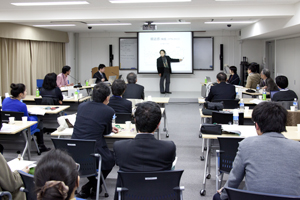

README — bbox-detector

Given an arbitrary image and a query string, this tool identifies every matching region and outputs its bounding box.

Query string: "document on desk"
[250,99,264,105]
[222,125,257,138]
[8,158,36,172]
[28,107,46,115]
[0,124,21,132]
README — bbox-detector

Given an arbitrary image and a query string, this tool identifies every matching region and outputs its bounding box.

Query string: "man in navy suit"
[93,64,108,83]
[205,72,236,101]
[108,79,132,113]
[122,72,144,100]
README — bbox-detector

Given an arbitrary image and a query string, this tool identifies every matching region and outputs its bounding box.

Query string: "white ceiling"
[1,0,300,38]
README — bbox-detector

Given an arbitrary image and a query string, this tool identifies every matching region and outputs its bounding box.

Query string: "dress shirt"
[56,73,68,88]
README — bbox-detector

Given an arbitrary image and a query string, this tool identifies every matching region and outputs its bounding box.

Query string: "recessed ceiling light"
[11,1,89,6]
[33,24,76,27]
[110,0,191,3]
[87,23,132,26]
[144,22,191,25]
[205,21,257,24]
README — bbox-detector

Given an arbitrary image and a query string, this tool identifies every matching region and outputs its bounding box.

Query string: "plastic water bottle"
[256,84,260,92]
[112,114,116,127]
[262,89,266,100]
[233,109,239,125]
[204,77,207,84]
[239,99,245,112]
[293,98,298,111]
[36,88,40,97]
[86,80,89,86]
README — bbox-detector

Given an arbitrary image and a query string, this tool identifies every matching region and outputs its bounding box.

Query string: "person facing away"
[157,49,182,94]
[227,66,240,85]
[40,72,64,105]
[56,65,74,88]
[245,64,261,89]
[93,64,108,83]
[271,75,298,101]
[259,68,278,92]
[2,83,50,152]
[107,79,132,113]
[72,82,118,199]
[122,72,144,100]
[213,102,300,200]
[205,72,236,102]
[113,101,176,200]
[35,149,80,200]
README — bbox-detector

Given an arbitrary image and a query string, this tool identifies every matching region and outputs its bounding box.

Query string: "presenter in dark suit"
[108,79,132,113]
[157,49,182,94]
[122,72,144,99]
[214,102,300,200]
[205,72,236,102]
[72,83,118,199]
[93,64,108,83]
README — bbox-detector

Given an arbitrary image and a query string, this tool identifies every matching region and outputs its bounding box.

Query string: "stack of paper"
[0,124,20,132]
[250,99,264,105]
[7,158,36,172]
[222,125,257,138]
[28,107,46,115]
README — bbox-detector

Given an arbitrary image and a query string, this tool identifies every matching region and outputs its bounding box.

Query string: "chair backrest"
[217,138,244,173]
[34,98,42,105]
[225,187,300,200]
[118,170,184,200]
[276,101,293,110]
[0,110,2,130]
[212,111,244,125]
[36,79,43,89]
[115,113,132,124]
[18,170,37,200]
[1,111,24,123]
[51,138,97,177]
[41,97,59,105]
[212,99,240,109]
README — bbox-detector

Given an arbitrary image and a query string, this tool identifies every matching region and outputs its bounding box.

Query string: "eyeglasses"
[75,163,80,171]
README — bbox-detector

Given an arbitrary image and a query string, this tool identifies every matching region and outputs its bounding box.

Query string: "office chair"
[36,79,43,89]
[1,111,41,155]
[115,113,132,124]
[0,191,12,200]
[212,111,244,125]
[225,187,300,200]
[117,170,185,200]
[212,99,240,109]
[18,171,37,200]
[34,98,42,105]
[216,138,244,191]
[51,138,109,200]
[275,101,293,110]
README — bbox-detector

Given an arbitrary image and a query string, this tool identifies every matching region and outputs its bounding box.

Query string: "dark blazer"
[122,83,145,100]
[157,56,180,76]
[227,74,240,85]
[93,71,108,83]
[259,77,279,92]
[205,82,236,102]
[107,96,132,113]
[40,87,63,105]
[72,101,115,170]
[272,90,298,101]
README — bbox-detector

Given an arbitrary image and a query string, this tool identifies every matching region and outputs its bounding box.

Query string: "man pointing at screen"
[157,49,182,94]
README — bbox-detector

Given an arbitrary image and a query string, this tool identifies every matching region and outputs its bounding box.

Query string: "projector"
[142,24,157,30]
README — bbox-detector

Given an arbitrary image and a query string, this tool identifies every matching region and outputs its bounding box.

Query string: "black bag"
[200,124,222,135]
[204,101,224,110]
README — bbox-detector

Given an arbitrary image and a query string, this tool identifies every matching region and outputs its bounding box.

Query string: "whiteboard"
[119,38,137,70]
[193,37,214,70]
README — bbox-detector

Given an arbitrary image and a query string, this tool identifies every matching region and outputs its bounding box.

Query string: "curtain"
[0,38,65,96]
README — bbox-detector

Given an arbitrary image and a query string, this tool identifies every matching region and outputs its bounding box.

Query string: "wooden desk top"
[198,98,270,105]
[27,105,70,114]
[0,121,37,134]
[200,108,253,118]
[23,95,90,103]
[144,97,170,104]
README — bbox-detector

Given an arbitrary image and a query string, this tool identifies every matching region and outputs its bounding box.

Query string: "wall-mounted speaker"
[220,44,223,71]
[109,44,114,66]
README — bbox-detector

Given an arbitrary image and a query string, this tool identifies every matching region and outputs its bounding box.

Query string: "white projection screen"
[138,32,193,74]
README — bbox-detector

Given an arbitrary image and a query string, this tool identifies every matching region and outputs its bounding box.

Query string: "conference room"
[1,0,300,199]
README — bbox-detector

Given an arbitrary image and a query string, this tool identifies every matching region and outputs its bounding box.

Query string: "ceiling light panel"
[110,0,191,3]
[11,1,89,6]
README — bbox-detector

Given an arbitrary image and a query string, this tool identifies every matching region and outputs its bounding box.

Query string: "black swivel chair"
[225,187,300,200]
[51,138,109,200]
[212,111,244,125]
[117,170,185,200]
[212,99,240,109]
[34,98,42,105]
[18,170,37,200]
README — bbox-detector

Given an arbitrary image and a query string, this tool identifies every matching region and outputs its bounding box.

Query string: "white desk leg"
[163,109,169,137]
[21,129,31,160]
[200,139,211,196]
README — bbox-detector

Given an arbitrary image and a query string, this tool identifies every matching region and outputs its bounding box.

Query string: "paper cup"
[244,106,249,113]
[9,117,15,124]
[22,116,28,123]
[79,93,83,98]
[5,93,9,98]
[125,121,131,130]
[291,106,296,111]
[258,95,262,100]
[148,96,152,101]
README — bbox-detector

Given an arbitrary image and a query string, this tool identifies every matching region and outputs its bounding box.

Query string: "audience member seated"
[93,64,108,83]
[72,82,118,199]
[213,102,300,200]
[35,149,79,200]
[2,83,50,152]
[227,66,240,85]
[245,64,261,89]
[259,68,278,92]
[107,79,132,113]
[113,101,176,200]
[0,151,29,200]
[56,65,74,88]
[40,73,63,105]
[205,72,236,102]
[272,75,298,101]
[122,72,145,100]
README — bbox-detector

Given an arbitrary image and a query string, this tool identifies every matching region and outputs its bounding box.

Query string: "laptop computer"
[205,76,211,82]
[108,75,116,84]
[270,90,279,98]
[88,78,96,86]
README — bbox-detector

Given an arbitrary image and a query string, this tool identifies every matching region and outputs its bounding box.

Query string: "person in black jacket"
[108,79,132,113]
[157,49,182,94]
[122,72,144,100]
[40,73,63,105]
[72,83,118,199]
[205,72,236,102]
[93,64,108,83]
[227,66,240,85]
[272,75,298,101]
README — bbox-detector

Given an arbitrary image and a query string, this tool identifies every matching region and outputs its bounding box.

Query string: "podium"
[91,66,119,79]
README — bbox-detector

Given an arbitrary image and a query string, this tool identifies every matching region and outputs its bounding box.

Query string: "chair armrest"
[90,153,101,158]
[0,191,12,200]
[117,187,128,192]
[174,186,185,191]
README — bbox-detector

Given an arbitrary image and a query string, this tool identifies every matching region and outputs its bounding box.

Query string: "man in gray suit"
[214,101,300,200]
